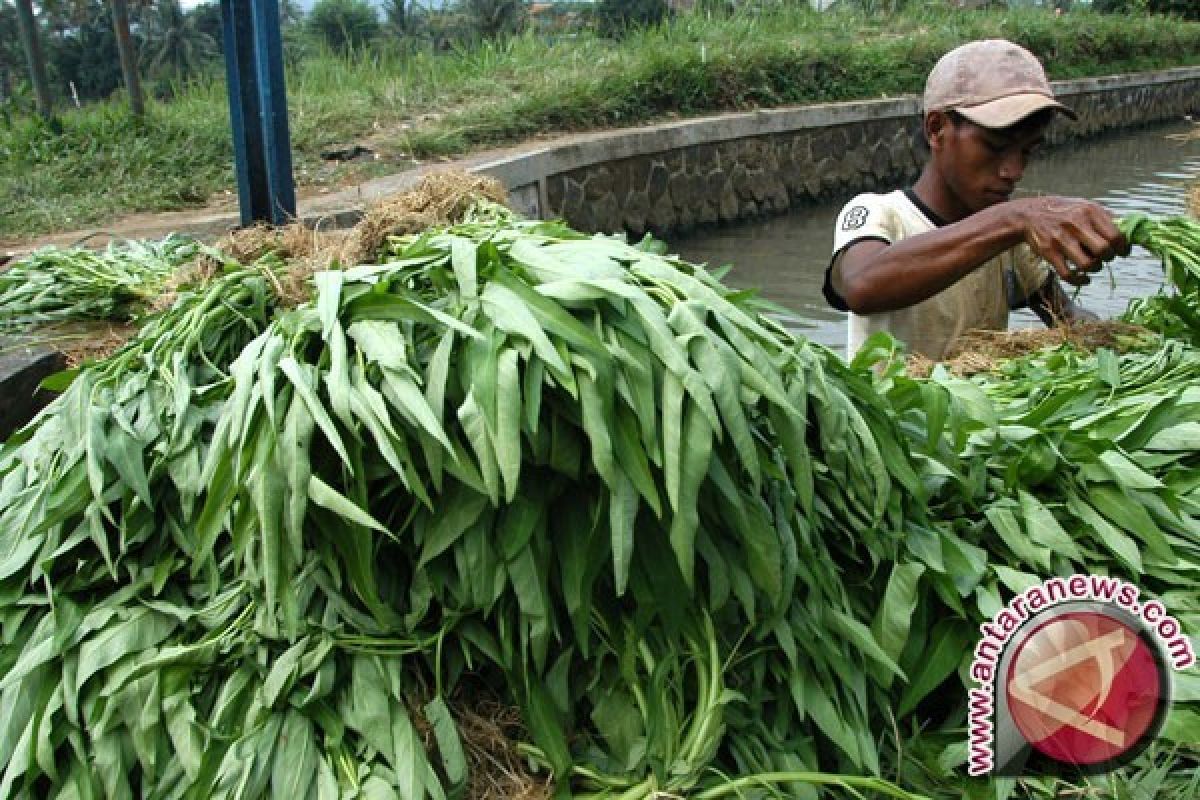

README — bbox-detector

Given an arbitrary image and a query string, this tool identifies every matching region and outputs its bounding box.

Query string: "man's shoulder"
[838,189,909,214]
[834,189,926,241]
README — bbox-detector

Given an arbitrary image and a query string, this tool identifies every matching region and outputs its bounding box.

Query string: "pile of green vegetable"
[0,207,938,800]
[0,206,1198,800]
[0,235,203,330]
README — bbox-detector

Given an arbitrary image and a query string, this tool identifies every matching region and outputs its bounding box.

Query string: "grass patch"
[4,5,1200,240]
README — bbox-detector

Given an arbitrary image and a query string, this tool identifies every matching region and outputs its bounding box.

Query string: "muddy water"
[673,121,1200,355]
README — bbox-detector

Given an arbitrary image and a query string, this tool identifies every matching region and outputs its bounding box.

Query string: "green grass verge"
[4,5,1200,240]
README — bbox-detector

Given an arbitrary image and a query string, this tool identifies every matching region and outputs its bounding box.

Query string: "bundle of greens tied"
[0,202,1198,800]
[1122,213,1200,344]
[0,235,204,330]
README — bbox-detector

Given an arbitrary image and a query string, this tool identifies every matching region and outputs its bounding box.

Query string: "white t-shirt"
[824,189,1050,361]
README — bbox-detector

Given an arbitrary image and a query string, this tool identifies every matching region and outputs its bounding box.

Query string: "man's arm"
[830,196,1127,314]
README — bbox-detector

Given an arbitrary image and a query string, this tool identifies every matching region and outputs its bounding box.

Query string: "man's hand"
[1010,197,1130,286]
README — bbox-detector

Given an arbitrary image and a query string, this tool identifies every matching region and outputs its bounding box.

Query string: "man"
[823,39,1129,361]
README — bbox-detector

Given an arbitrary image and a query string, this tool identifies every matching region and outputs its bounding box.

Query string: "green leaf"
[424,696,467,790]
[1089,485,1174,560]
[832,609,904,682]
[282,391,316,568]
[418,485,489,568]
[940,532,988,598]
[609,472,638,596]
[1095,450,1164,490]
[521,680,572,780]
[870,563,925,683]
[1160,709,1200,745]
[325,322,354,427]
[458,390,500,506]
[1018,490,1082,563]
[315,270,344,337]
[280,356,353,471]
[76,609,176,694]
[795,672,861,767]
[105,426,152,510]
[39,368,80,393]
[897,620,970,717]
[578,367,615,488]
[985,506,1051,571]
[1066,492,1144,573]
[495,348,522,502]
[390,700,429,800]
[263,638,309,709]
[669,403,712,589]
[308,474,390,535]
[346,293,484,340]
[1097,348,1120,388]
[382,369,453,455]
[450,236,478,302]
[481,283,568,376]
[662,371,684,511]
[266,715,315,799]
[1143,421,1200,451]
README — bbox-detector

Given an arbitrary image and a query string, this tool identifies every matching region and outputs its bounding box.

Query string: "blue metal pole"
[221,0,261,224]
[220,0,296,227]
[252,0,296,224]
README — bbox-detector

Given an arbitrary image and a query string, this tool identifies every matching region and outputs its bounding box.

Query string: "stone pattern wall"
[1052,80,1200,143]
[542,77,1200,238]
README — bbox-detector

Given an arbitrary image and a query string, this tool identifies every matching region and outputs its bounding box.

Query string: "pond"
[673,120,1200,356]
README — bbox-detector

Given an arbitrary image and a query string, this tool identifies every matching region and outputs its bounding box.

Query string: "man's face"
[928,110,1051,215]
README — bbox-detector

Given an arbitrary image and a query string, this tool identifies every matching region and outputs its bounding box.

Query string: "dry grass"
[1190,181,1199,220]
[905,320,1150,378]
[338,171,507,266]
[453,695,553,800]
[32,320,142,368]
[405,682,552,800]
[149,169,505,314]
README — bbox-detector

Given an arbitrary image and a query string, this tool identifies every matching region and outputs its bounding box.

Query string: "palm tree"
[383,0,409,35]
[13,0,54,118]
[110,0,145,116]
[138,0,216,85]
[280,0,304,28]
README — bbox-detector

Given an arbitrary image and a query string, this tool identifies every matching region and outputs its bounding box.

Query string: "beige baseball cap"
[923,39,1077,129]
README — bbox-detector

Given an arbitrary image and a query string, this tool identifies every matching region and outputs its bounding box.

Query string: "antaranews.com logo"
[966,574,1195,777]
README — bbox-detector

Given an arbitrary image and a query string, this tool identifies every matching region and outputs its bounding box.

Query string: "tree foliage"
[187,1,225,56]
[138,0,218,87]
[1094,0,1199,17]
[592,0,668,38]
[382,0,412,35]
[0,3,23,101]
[46,0,123,103]
[460,0,526,39]
[307,0,381,52]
